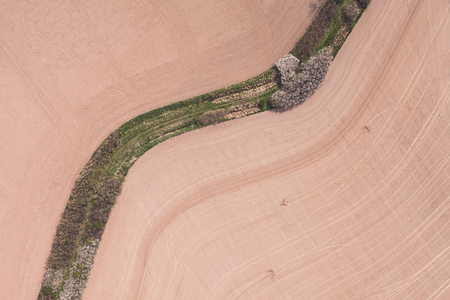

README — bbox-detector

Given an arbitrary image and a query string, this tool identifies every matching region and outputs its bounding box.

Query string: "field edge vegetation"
[38,1,370,298]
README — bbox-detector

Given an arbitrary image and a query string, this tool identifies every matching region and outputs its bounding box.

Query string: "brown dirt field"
[84,0,450,299]
[0,0,321,298]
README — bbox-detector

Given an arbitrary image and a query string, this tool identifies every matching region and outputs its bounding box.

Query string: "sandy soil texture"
[85,0,450,299]
[0,0,321,298]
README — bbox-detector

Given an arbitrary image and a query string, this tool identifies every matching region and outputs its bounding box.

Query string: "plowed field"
[85,0,450,298]
[0,0,320,298]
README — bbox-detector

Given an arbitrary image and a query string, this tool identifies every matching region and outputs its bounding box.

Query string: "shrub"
[73,270,81,279]
[275,54,299,84]
[258,97,272,110]
[47,201,88,269]
[272,47,333,109]
[97,177,121,206]
[44,131,122,270]
[198,109,226,126]
[343,2,359,25]
[42,286,53,296]
[88,132,121,170]
[82,177,121,240]
[77,263,83,270]
[291,1,338,61]
[93,220,103,231]
[356,0,370,9]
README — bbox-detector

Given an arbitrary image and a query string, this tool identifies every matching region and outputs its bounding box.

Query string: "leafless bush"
[356,0,370,9]
[58,239,99,300]
[272,47,333,109]
[88,132,121,170]
[291,1,338,61]
[84,177,121,240]
[97,177,121,205]
[198,109,226,126]
[45,134,121,270]
[276,54,299,84]
[343,2,359,25]
[46,200,88,269]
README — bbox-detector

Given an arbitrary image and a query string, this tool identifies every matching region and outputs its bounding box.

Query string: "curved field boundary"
[38,1,369,299]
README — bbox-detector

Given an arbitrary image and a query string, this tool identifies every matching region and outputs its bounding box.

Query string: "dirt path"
[0,1,321,298]
[85,0,450,298]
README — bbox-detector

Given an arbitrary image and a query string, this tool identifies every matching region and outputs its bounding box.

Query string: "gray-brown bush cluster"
[85,177,122,240]
[291,0,338,61]
[58,239,99,300]
[275,54,299,84]
[357,0,371,9]
[45,132,121,270]
[343,2,359,25]
[272,47,333,109]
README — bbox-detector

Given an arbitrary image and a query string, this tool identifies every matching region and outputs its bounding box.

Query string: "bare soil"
[0,0,321,298]
[85,0,450,298]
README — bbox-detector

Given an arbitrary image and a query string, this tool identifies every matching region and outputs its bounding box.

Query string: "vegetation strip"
[38,1,369,298]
